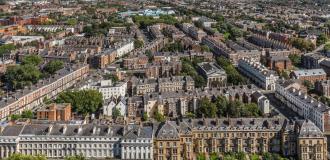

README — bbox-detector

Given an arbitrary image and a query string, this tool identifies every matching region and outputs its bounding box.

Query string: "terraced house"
[0,118,327,159]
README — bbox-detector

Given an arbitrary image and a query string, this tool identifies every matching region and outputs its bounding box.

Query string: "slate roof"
[155,121,180,139]
[293,69,326,77]
[297,120,323,138]
[1,122,153,139]
[184,118,285,131]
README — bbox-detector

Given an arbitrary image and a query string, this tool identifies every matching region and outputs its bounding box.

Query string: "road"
[264,93,301,121]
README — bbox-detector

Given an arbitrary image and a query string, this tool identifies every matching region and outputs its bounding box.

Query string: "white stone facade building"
[275,80,330,132]
[103,98,127,117]
[238,58,278,90]
[80,79,127,100]
[115,40,134,57]
[0,123,153,159]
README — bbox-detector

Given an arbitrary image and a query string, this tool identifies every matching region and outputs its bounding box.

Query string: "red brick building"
[267,56,292,71]
[290,69,327,83]
[37,103,72,121]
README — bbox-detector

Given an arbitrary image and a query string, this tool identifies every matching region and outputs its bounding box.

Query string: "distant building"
[37,103,72,121]
[290,69,326,83]
[197,62,227,88]
[197,16,217,28]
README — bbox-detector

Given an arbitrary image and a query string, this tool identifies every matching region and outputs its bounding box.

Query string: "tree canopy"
[290,38,315,52]
[288,54,301,67]
[133,15,178,28]
[55,90,103,115]
[5,64,42,90]
[181,58,206,88]
[21,55,43,66]
[216,57,247,85]
[0,44,16,57]
[134,39,144,49]
[197,96,262,118]
[67,18,78,26]
[64,155,86,160]
[112,108,121,119]
[5,153,46,160]
[317,33,328,46]
[324,43,330,52]
[154,111,166,122]
[43,60,64,75]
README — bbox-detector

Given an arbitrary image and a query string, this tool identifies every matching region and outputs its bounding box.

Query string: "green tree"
[0,44,15,57]
[142,112,148,121]
[223,155,236,160]
[21,110,34,119]
[134,39,144,49]
[112,108,121,119]
[196,153,206,160]
[216,57,247,85]
[145,50,154,62]
[43,97,53,105]
[83,26,95,37]
[324,43,330,52]
[67,18,78,26]
[214,95,229,117]
[290,38,315,52]
[250,154,259,160]
[22,55,43,66]
[10,114,21,121]
[263,152,272,160]
[103,73,119,83]
[5,64,42,90]
[180,58,206,88]
[209,153,219,160]
[317,33,328,46]
[303,80,313,91]
[55,90,103,115]
[201,45,210,52]
[242,103,261,117]
[280,70,289,79]
[64,155,86,160]
[43,60,64,75]
[197,97,217,118]
[154,111,165,122]
[288,54,301,67]
[5,153,46,160]
[185,112,195,118]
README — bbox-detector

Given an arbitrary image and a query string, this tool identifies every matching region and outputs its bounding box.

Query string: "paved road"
[264,93,301,121]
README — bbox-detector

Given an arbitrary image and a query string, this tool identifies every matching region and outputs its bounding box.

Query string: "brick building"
[37,103,72,121]
[267,56,292,71]
[290,69,327,83]
[0,64,89,120]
